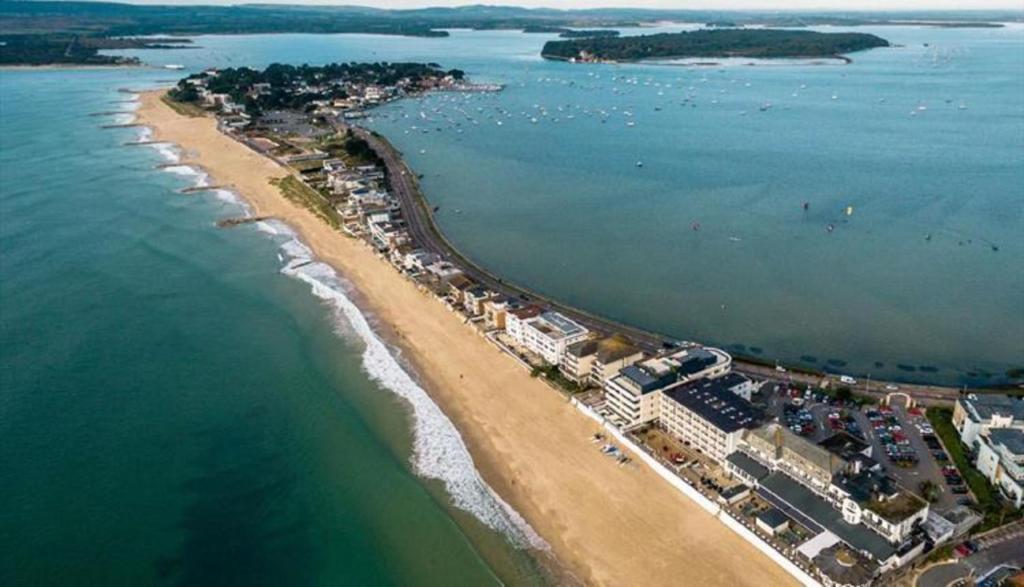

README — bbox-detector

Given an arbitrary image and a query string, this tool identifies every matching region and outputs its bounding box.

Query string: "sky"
[112,0,1024,11]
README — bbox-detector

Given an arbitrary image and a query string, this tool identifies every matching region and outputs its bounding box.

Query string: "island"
[0,34,191,66]
[541,28,890,63]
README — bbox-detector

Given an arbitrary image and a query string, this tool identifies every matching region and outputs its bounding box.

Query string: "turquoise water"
[119,25,1023,384]
[0,70,547,584]
[1,22,1022,585]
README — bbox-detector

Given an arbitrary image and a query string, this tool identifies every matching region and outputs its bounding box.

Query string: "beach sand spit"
[137,90,798,587]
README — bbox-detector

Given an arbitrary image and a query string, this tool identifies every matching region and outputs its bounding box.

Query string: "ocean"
[0,70,547,584]
[0,22,1021,585]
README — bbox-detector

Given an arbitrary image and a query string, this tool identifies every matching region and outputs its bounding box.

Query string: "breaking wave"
[258,219,546,550]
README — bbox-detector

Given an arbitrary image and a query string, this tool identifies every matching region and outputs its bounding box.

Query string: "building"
[659,377,759,461]
[725,424,929,570]
[507,311,590,365]
[446,274,476,305]
[504,305,543,344]
[756,508,791,536]
[975,428,1024,508]
[482,297,515,330]
[559,335,643,387]
[462,286,495,317]
[716,372,757,401]
[953,395,1024,509]
[953,394,1024,447]
[603,346,732,428]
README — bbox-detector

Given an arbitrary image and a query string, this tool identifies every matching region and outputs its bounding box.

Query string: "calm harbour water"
[1,21,1021,586]
[127,24,1021,384]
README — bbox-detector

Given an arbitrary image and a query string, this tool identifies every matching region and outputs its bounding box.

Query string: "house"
[425,261,463,284]
[559,334,644,387]
[953,394,1024,447]
[756,508,790,536]
[446,274,476,305]
[975,428,1024,508]
[463,286,495,317]
[402,250,441,274]
[509,311,590,365]
[505,305,543,343]
[482,297,514,330]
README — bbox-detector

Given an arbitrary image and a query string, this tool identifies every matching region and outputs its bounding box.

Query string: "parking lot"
[763,384,961,513]
[851,402,961,513]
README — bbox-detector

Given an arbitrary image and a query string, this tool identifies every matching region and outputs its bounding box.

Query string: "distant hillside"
[541,29,890,62]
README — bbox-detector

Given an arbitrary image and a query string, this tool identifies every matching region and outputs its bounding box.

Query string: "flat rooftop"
[758,472,896,561]
[962,394,1024,423]
[990,428,1024,456]
[662,377,759,433]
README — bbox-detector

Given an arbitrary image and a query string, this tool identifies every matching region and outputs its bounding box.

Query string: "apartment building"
[559,335,644,387]
[507,311,589,365]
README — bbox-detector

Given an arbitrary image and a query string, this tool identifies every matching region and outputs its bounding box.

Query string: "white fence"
[570,397,822,587]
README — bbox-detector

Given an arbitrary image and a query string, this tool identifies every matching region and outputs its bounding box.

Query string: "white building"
[975,428,1024,509]
[659,376,759,462]
[509,311,589,365]
[603,346,732,428]
[952,394,1024,447]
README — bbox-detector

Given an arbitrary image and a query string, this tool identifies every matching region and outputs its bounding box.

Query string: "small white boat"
[164,64,185,70]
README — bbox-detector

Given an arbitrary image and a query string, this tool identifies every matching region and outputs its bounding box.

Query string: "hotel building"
[603,346,732,429]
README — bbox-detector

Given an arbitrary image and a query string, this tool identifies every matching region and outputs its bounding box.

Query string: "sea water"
[0,69,548,585]
[2,21,1022,584]
[112,24,1023,384]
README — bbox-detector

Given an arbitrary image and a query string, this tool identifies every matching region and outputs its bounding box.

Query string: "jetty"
[216,215,270,228]
[180,185,228,194]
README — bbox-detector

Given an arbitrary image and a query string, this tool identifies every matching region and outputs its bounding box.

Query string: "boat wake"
[257,219,547,551]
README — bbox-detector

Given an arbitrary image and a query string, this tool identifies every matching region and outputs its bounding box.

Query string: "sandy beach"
[136,89,798,587]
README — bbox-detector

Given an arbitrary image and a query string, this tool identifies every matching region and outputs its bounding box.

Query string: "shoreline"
[135,88,800,587]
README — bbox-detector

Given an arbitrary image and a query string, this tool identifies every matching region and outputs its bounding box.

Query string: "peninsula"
[541,28,890,63]
[138,75,803,586]
[140,57,1021,587]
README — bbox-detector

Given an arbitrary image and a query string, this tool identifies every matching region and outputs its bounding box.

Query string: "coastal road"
[344,121,971,405]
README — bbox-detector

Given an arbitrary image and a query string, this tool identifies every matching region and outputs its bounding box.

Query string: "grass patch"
[531,364,586,396]
[271,175,340,229]
[927,407,1022,532]
[161,94,207,118]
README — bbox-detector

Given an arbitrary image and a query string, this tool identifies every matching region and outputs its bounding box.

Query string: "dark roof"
[727,451,770,481]
[718,372,751,390]
[757,508,790,529]
[619,364,676,394]
[662,377,759,433]
[758,473,896,561]
[961,395,1024,423]
[990,428,1024,456]
[675,348,719,377]
[832,469,899,504]
[565,339,599,359]
[819,432,871,461]
[720,484,750,500]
